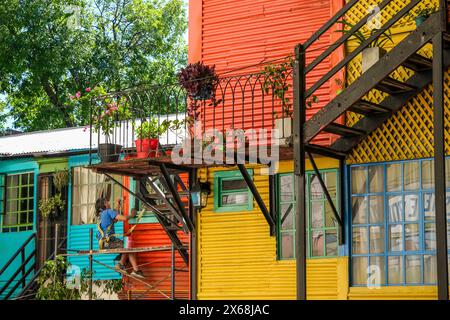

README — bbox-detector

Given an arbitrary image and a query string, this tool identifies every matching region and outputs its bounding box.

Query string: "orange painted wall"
[118,174,190,300]
[189,0,343,146]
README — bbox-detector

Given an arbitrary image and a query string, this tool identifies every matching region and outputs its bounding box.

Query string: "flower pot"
[98,143,122,163]
[275,117,293,139]
[362,47,387,74]
[135,138,159,158]
[415,15,428,27]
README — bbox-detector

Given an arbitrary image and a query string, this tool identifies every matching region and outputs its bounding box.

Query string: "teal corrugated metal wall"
[0,158,38,299]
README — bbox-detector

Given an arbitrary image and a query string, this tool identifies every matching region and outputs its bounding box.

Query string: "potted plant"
[177,62,219,123]
[337,20,394,74]
[410,7,437,27]
[135,118,172,158]
[70,86,129,163]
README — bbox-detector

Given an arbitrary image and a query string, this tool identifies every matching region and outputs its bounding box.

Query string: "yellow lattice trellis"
[343,0,449,164]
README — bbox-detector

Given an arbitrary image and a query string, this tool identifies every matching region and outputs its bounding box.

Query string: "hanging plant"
[38,170,68,218]
[177,62,220,122]
[39,193,65,218]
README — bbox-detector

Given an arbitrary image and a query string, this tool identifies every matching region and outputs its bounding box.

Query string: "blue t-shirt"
[97,209,118,240]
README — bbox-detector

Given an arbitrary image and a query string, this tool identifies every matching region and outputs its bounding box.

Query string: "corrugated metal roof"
[0,115,185,157]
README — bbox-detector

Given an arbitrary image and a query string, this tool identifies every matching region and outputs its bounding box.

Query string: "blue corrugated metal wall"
[0,158,38,299]
[67,154,123,280]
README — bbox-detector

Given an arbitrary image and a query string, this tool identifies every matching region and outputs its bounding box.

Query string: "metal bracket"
[237,164,276,236]
[306,151,344,246]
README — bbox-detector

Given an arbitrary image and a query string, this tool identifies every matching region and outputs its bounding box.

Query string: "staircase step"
[349,100,392,116]
[402,53,433,72]
[144,191,189,200]
[305,144,347,159]
[323,123,366,137]
[375,77,417,94]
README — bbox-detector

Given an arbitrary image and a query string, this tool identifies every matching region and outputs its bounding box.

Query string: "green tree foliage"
[0,0,187,131]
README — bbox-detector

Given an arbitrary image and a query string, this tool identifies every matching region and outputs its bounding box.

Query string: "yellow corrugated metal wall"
[196,161,348,300]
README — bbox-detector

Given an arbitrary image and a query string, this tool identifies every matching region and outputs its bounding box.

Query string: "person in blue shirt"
[95,197,144,279]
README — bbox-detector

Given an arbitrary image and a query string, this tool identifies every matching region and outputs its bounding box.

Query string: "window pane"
[325,202,337,227]
[422,160,434,189]
[311,201,323,228]
[352,257,368,285]
[404,161,420,191]
[351,167,366,194]
[423,193,435,220]
[369,165,384,193]
[424,223,436,251]
[405,224,419,251]
[352,227,368,254]
[325,230,338,256]
[222,193,248,206]
[369,196,384,224]
[388,256,403,285]
[281,232,294,259]
[446,158,450,186]
[279,175,294,202]
[424,255,437,284]
[310,174,323,199]
[370,226,384,254]
[388,195,403,222]
[280,203,294,230]
[369,256,385,286]
[324,171,337,198]
[222,179,247,191]
[352,196,367,224]
[404,194,419,222]
[389,224,403,252]
[311,231,324,256]
[387,163,402,192]
[406,255,422,284]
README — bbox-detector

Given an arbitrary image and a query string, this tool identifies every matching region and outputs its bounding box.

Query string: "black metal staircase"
[304,14,450,156]
[293,0,450,300]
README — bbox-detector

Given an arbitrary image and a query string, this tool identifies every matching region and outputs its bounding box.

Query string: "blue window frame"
[350,158,450,287]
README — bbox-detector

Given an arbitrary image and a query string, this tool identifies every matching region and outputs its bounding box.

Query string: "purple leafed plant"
[177,62,220,121]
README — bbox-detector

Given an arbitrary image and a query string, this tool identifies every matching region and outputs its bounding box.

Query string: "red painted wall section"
[190,0,342,146]
[118,174,190,300]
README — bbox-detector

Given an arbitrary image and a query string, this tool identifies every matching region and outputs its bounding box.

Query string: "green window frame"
[277,169,340,260]
[1,172,34,232]
[213,170,253,213]
[128,178,158,224]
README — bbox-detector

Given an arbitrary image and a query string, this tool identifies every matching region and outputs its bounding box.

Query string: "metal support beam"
[237,164,275,235]
[433,31,449,301]
[339,159,346,246]
[159,164,194,232]
[269,174,277,229]
[189,169,198,300]
[88,228,93,301]
[306,151,343,241]
[293,44,307,300]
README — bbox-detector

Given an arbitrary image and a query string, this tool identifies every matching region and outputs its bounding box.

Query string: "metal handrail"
[301,0,434,99]
[14,237,67,300]
[0,233,35,277]
[0,233,37,299]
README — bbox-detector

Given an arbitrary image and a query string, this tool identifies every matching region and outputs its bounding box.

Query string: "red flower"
[85,87,91,92]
